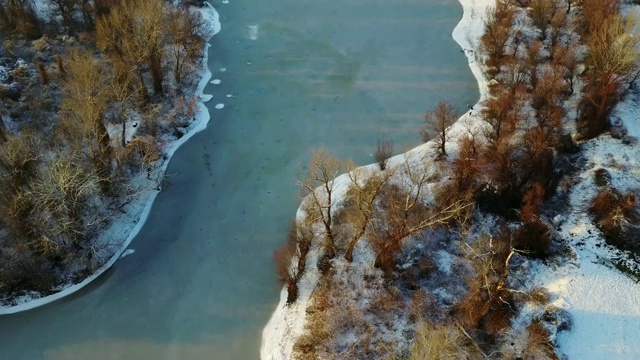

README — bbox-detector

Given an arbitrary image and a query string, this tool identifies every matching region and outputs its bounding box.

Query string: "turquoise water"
[0,0,476,359]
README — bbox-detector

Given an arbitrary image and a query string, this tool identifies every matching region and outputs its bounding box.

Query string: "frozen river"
[0,0,476,358]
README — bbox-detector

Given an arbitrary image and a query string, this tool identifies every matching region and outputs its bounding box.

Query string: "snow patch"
[119,249,136,259]
[247,25,259,40]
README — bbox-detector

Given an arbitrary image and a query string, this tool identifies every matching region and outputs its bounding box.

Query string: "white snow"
[532,107,640,357]
[0,3,221,314]
[247,25,260,40]
[119,249,136,259]
[105,117,140,146]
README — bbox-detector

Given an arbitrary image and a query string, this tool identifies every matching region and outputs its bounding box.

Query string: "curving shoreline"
[0,4,222,315]
[259,0,494,358]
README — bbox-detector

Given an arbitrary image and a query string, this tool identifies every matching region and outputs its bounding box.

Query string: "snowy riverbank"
[0,3,221,315]
[260,0,493,358]
[262,0,640,357]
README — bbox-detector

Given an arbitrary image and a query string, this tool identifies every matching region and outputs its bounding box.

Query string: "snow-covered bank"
[0,3,221,315]
[260,0,492,358]
[532,95,640,357]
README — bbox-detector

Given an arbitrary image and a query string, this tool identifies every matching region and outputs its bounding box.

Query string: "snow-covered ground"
[0,3,221,314]
[531,96,640,357]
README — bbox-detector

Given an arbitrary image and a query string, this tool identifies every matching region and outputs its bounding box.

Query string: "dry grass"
[523,320,557,360]
[293,263,407,360]
[408,321,481,360]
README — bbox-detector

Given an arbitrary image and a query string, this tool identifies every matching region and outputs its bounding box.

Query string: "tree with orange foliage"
[580,0,620,37]
[480,0,515,66]
[481,87,524,145]
[578,12,640,138]
[552,44,579,95]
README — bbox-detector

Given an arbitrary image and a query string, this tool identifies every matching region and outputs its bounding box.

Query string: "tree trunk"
[137,68,149,103]
[121,109,126,147]
[345,228,366,262]
[149,53,164,95]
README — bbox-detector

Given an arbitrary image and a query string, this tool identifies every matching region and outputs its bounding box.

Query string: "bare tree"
[552,43,579,94]
[549,5,568,48]
[60,49,113,192]
[423,100,458,157]
[370,155,473,272]
[529,0,553,40]
[27,152,100,244]
[167,6,205,85]
[343,161,396,261]
[107,69,138,147]
[299,149,343,259]
[97,0,168,97]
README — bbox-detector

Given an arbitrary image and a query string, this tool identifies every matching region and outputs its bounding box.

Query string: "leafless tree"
[299,149,343,259]
[343,161,396,261]
[423,100,458,157]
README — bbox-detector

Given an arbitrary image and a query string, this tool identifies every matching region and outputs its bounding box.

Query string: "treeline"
[0,0,208,299]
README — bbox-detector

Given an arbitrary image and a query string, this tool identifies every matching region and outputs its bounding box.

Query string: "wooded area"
[0,0,209,301]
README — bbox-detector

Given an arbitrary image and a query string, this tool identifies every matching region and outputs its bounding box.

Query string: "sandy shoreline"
[0,3,222,315]
[259,0,493,358]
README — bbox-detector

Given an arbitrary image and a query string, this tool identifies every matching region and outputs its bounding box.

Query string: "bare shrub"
[0,249,56,295]
[590,188,640,251]
[374,139,393,170]
[97,0,168,96]
[0,132,39,190]
[370,157,472,274]
[122,136,162,172]
[481,88,523,146]
[457,230,516,338]
[552,44,579,95]
[450,135,481,194]
[515,219,551,258]
[27,153,101,244]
